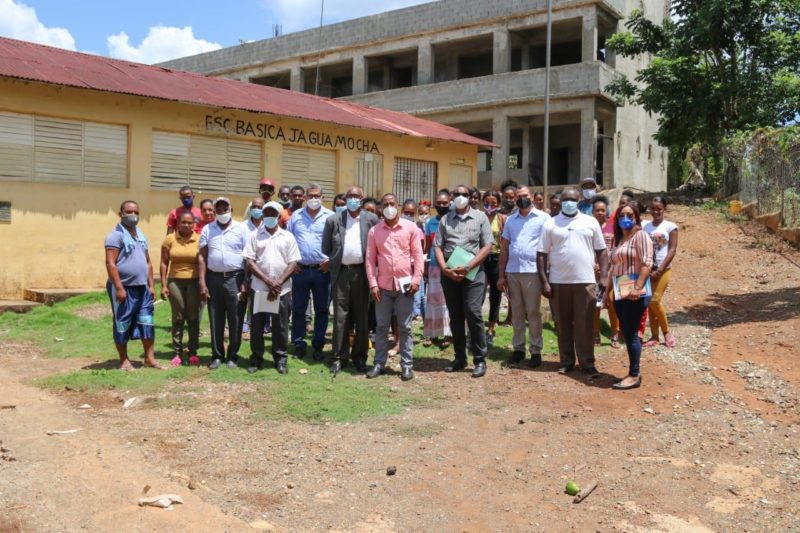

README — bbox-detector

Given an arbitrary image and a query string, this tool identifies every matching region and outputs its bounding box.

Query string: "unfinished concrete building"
[162,0,668,191]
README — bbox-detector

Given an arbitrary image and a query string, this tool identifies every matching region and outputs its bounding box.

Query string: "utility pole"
[542,0,552,200]
[314,0,325,96]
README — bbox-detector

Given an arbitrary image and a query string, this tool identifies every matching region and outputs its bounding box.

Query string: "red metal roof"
[0,37,493,148]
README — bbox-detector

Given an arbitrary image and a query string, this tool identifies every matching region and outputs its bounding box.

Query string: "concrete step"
[0,300,42,314]
[23,288,103,305]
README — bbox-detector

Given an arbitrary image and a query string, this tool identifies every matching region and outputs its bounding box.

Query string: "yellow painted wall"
[0,77,478,298]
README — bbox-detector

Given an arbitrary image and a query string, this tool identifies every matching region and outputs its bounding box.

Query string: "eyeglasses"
[453,192,469,198]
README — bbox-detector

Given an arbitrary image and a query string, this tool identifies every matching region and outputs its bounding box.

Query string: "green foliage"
[607,0,800,182]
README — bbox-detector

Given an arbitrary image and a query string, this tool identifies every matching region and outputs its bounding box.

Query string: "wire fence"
[722,128,800,229]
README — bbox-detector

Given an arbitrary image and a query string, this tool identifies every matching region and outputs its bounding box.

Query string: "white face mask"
[382,206,398,220]
[306,198,322,210]
[216,212,232,224]
[453,195,469,209]
[583,188,597,200]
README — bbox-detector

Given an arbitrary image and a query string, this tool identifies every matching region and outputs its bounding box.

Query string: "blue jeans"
[291,267,330,351]
[412,278,426,318]
[614,297,651,377]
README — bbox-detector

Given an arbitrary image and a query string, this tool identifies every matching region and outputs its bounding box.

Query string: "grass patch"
[391,421,443,439]
[36,366,195,394]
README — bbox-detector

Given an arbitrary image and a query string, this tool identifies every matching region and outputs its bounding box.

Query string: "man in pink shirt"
[366,193,424,381]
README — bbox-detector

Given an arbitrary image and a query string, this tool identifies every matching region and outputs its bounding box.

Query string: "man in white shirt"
[322,186,379,375]
[198,197,251,370]
[243,202,301,374]
[497,186,550,368]
[537,187,608,377]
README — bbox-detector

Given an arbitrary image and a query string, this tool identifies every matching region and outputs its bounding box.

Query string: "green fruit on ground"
[565,481,580,496]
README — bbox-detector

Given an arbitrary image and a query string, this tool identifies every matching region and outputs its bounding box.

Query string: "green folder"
[446,246,479,281]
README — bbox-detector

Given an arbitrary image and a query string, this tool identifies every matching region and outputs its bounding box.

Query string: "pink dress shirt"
[366,218,424,291]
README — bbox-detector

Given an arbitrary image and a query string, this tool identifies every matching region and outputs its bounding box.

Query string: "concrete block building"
[162,0,669,191]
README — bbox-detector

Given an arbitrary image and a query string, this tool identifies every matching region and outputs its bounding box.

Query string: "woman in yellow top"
[160,211,201,366]
[482,190,506,347]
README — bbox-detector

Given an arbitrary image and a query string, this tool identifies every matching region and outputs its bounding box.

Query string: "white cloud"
[107,25,222,64]
[264,0,430,34]
[0,0,76,50]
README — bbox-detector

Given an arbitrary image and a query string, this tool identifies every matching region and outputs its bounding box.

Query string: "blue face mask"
[346,198,361,212]
[263,216,279,229]
[561,200,579,216]
[250,208,264,220]
[335,206,347,214]
[618,216,635,230]
[182,197,194,208]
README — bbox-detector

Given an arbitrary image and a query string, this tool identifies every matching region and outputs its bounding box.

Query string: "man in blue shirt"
[497,186,550,367]
[577,177,598,215]
[288,183,333,360]
[198,197,250,370]
[104,200,160,370]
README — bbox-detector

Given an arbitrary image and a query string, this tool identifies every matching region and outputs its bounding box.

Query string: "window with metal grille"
[150,132,262,195]
[355,154,383,198]
[0,111,127,187]
[393,157,437,204]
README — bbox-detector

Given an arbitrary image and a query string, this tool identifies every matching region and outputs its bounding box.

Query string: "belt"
[300,264,321,270]
[209,269,243,278]
[341,263,364,269]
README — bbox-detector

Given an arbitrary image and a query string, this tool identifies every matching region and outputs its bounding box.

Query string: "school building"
[0,37,490,300]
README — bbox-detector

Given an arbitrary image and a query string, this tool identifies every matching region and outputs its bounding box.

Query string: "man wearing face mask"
[244,196,265,234]
[198,197,250,370]
[322,186,378,374]
[167,186,203,234]
[105,200,161,370]
[537,187,608,378]
[288,183,333,361]
[434,185,494,378]
[497,186,550,367]
[243,202,301,374]
[366,194,424,380]
[577,177,598,215]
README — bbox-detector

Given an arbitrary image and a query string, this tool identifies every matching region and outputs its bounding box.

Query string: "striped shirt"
[609,229,654,279]
[433,207,494,258]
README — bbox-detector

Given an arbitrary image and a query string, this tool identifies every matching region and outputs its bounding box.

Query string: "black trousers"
[483,253,502,323]
[441,269,488,363]
[332,265,370,363]
[249,292,290,367]
[205,271,246,361]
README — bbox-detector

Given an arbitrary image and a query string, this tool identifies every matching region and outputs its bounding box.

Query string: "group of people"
[104,175,678,389]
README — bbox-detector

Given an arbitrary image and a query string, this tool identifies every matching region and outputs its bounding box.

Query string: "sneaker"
[557,364,574,374]
[170,355,182,367]
[226,360,238,369]
[209,358,222,370]
[506,350,525,366]
[188,355,201,366]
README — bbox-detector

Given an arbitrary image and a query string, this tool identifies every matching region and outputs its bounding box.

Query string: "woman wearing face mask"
[606,202,653,390]
[160,211,202,366]
[643,196,678,348]
[482,190,506,345]
[105,200,162,370]
[422,192,453,348]
[332,193,347,214]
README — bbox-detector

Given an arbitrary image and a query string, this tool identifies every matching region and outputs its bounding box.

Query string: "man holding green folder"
[434,185,494,378]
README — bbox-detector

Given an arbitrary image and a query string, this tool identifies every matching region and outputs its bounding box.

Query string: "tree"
[606,0,800,179]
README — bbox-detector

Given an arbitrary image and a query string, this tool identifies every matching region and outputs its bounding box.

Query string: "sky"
[0,0,430,63]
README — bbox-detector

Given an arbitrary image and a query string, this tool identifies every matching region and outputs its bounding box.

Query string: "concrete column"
[493,28,511,74]
[521,124,532,185]
[582,8,598,62]
[491,114,510,186]
[352,55,367,95]
[521,42,531,70]
[417,42,434,85]
[580,105,597,181]
[290,66,304,92]
[602,115,617,188]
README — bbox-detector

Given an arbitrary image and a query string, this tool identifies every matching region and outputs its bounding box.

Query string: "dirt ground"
[1,205,798,532]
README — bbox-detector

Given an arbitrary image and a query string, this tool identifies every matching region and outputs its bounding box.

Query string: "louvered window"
[0,111,127,186]
[282,146,337,196]
[150,132,261,195]
[355,154,383,198]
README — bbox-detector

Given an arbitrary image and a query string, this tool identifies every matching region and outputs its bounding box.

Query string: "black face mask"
[279,199,291,208]
[435,206,450,216]
[503,200,515,210]
[516,197,532,210]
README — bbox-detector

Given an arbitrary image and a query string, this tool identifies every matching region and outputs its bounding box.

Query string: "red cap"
[259,179,275,188]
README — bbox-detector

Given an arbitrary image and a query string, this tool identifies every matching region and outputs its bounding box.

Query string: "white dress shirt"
[242,226,301,295]
[341,213,364,265]
[199,220,249,273]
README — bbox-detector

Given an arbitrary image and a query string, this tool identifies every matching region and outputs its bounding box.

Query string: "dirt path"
[1,205,798,532]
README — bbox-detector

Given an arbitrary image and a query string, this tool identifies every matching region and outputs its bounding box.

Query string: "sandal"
[642,338,660,348]
[170,355,182,367]
[188,354,201,366]
[422,338,433,348]
[611,334,621,349]
[665,334,677,348]
[143,361,165,370]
